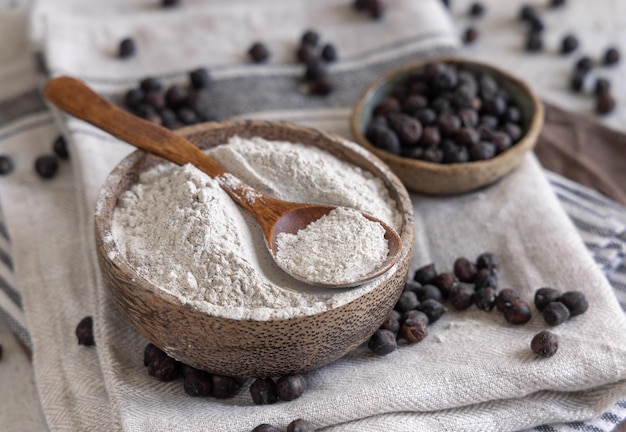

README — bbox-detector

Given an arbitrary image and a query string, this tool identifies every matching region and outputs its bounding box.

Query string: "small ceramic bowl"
[351,56,544,195]
[94,119,415,378]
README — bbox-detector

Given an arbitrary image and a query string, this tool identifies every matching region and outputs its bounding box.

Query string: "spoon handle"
[43,76,227,178]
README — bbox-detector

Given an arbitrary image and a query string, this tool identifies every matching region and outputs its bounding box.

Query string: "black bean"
[416,299,447,323]
[304,60,327,81]
[379,314,400,335]
[34,155,58,179]
[479,115,499,131]
[482,95,507,117]
[420,147,444,163]
[534,287,562,311]
[454,257,477,282]
[395,291,420,313]
[569,72,586,93]
[400,317,429,344]
[400,309,429,326]
[0,155,15,175]
[140,77,162,93]
[525,32,543,52]
[527,17,545,33]
[420,126,441,147]
[177,107,199,125]
[594,77,611,95]
[388,113,423,145]
[366,0,385,20]
[159,108,179,129]
[183,368,213,397]
[558,291,588,316]
[442,141,469,163]
[531,330,559,358]
[549,0,566,8]
[463,27,479,45]
[249,378,278,405]
[252,424,280,432]
[118,38,136,59]
[403,94,428,114]
[164,85,189,109]
[595,92,616,115]
[309,76,334,96]
[287,419,315,432]
[431,272,457,298]
[560,34,579,55]
[575,56,594,74]
[415,284,443,303]
[490,131,513,154]
[449,282,475,311]
[503,299,532,324]
[502,122,523,142]
[143,90,165,109]
[276,375,307,401]
[415,108,438,126]
[542,301,570,326]
[469,2,485,18]
[143,343,162,366]
[301,30,320,47]
[437,112,461,137]
[366,124,401,154]
[603,47,620,65]
[369,329,397,355]
[248,42,270,63]
[161,0,180,7]
[189,67,211,89]
[474,287,497,312]
[211,375,242,399]
[147,351,180,381]
[413,263,437,284]
[76,316,95,346]
[458,108,480,127]
[321,43,338,62]
[124,88,145,109]
[504,106,522,124]
[469,140,496,161]
[296,44,317,64]
[373,97,401,117]
[519,4,538,22]
[495,288,520,312]
[473,268,497,291]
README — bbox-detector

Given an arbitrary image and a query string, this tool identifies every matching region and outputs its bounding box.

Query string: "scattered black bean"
[413,263,437,285]
[531,330,559,358]
[0,155,14,176]
[454,257,477,283]
[473,268,497,291]
[399,317,429,344]
[603,47,620,66]
[248,42,270,63]
[542,301,570,326]
[177,107,199,125]
[519,5,538,22]
[525,31,543,52]
[321,43,338,62]
[76,316,95,346]
[449,282,475,311]
[147,349,180,381]
[394,291,420,313]
[560,34,579,55]
[144,343,161,366]
[118,38,136,59]
[495,288,520,312]
[124,88,145,110]
[287,419,315,432]
[503,299,532,324]
[401,309,429,326]
[51,135,69,160]
[183,368,213,397]
[367,0,385,20]
[249,378,278,405]
[140,77,162,93]
[534,287,562,311]
[416,299,447,323]
[463,27,479,45]
[35,155,58,179]
[527,16,545,33]
[379,314,400,335]
[595,92,616,115]
[594,77,611,95]
[558,291,589,316]
[415,284,443,303]
[211,374,242,399]
[474,287,497,311]
[575,56,594,74]
[476,252,498,271]
[304,60,327,81]
[161,0,180,7]
[431,272,457,298]
[549,0,566,8]
[469,2,485,18]
[189,67,211,89]
[368,329,398,355]
[301,30,320,47]
[276,374,307,401]
[569,72,585,93]
[252,424,280,432]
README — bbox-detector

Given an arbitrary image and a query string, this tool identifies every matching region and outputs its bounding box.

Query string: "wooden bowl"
[350,56,544,195]
[94,119,414,378]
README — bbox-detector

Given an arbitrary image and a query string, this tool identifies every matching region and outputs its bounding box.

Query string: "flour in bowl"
[112,136,401,320]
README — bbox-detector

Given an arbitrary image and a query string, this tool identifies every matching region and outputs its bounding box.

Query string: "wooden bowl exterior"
[351,57,544,195]
[95,120,414,378]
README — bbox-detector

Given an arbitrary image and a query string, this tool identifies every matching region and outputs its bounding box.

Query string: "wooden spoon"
[44,76,402,288]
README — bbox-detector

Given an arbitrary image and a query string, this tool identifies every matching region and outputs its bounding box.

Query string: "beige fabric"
[0,0,625,431]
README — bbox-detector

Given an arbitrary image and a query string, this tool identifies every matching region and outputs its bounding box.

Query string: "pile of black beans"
[365,61,525,164]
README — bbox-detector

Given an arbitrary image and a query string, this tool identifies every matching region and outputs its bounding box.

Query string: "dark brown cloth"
[536,102,626,206]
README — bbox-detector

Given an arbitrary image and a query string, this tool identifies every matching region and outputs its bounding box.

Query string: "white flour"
[275,207,389,284]
[112,136,402,320]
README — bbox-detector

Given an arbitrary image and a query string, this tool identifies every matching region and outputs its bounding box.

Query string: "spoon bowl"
[44,76,402,288]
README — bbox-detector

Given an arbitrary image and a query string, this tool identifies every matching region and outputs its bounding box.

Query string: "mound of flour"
[112,136,401,320]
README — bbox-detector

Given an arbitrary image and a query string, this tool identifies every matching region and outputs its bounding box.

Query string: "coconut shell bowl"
[94,119,415,378]
[350,56,544,195]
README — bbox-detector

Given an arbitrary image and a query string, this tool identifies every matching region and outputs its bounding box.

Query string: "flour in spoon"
[275,207,389,285]
[112,136,401,320]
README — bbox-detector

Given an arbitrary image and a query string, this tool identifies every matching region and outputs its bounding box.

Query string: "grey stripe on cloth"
[0,89,47,127]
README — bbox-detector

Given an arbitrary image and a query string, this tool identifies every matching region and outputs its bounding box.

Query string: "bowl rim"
[350,55,544,178]
[94,119,415,324]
